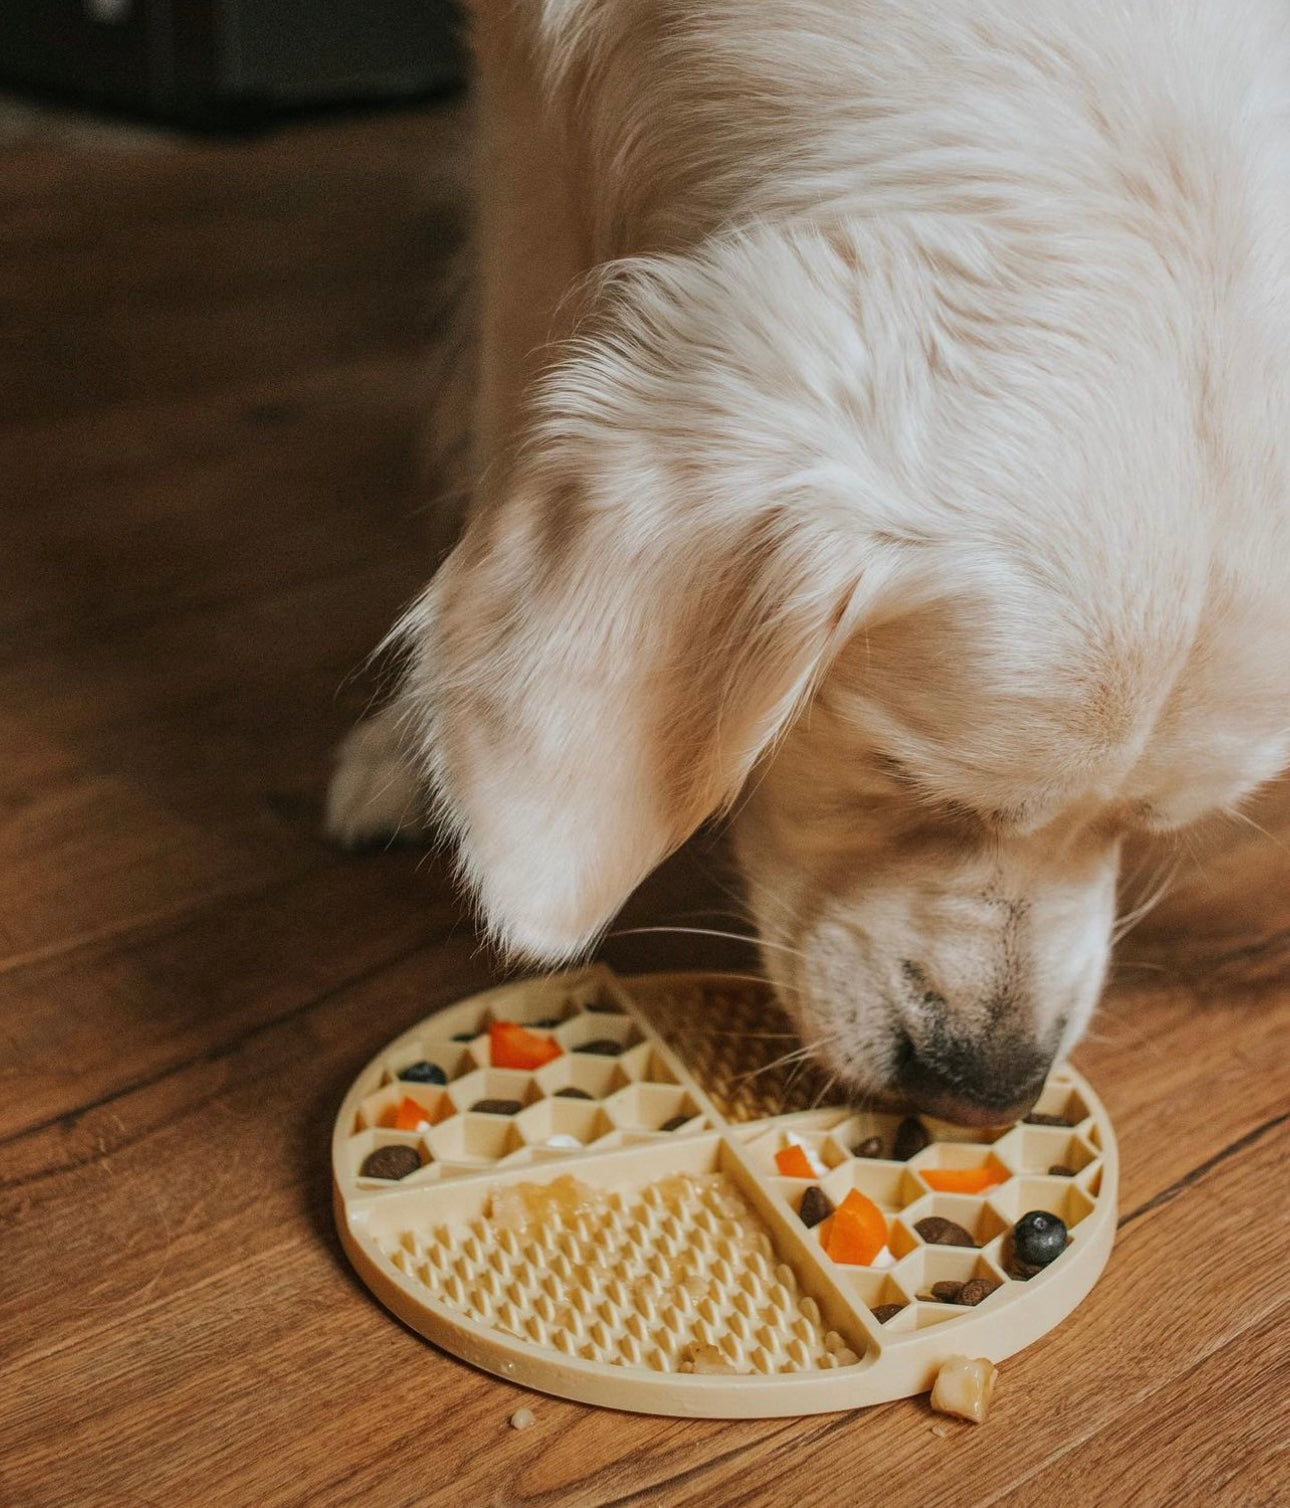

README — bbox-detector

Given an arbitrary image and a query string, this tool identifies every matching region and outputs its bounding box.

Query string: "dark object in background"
[0,0,464,127]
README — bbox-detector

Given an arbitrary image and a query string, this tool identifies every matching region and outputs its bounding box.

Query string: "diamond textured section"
[625,978,837,1120]
[381,1172,864,1375]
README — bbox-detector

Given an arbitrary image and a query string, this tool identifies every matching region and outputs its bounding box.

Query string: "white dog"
[328,0,1290,1123]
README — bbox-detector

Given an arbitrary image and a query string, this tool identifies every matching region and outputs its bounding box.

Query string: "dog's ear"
[399,232,907,957]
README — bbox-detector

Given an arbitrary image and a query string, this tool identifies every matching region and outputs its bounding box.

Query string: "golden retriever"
[328,0,1290,1123]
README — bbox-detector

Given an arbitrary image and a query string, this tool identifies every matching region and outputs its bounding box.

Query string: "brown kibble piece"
[892,1117,930,1160]
[1048,1163,1076,1177]
[554,1087,593,1100]
[659,1114,691,1132]
[852,1136,884,1159]
[872,1303,905,1324]
[956,1278,999,1307]
[930,1280,965,1303]
[914,1216,978,1248]
[1024,1111,1075,1127]
[471,1097,523,1115]
[359,1145,421,1181]
[798,1185,835,1229]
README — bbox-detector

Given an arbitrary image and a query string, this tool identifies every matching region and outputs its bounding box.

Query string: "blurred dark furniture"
[0,0,464,126]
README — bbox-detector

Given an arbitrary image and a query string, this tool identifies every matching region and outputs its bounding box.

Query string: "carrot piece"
[388,1096,431,1131]
[921,1166,1008,1195]
[816,1215,835,1247]
[489,1020,562,1070]
[774,1144,818,1179]
[822,1188,888,1265]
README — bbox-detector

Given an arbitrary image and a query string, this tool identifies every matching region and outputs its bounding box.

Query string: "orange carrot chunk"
[388,1096,432,1131]
[489,1020,562,1070]
[823,1188,889,1265]
[921,1166,1008,1195]
[774,1144,818,1179]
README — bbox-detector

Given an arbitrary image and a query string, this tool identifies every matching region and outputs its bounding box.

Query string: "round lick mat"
[332,968,1117,1418]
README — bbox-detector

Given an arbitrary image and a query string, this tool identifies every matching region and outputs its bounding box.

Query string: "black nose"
[893,1033,1052,1127]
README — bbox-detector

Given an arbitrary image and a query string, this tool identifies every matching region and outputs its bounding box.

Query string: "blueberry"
[398,1060,446,1085]
[1013,1210,1068,1268]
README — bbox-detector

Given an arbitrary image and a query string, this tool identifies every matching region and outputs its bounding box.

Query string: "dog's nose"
[893,1031,1052,1127]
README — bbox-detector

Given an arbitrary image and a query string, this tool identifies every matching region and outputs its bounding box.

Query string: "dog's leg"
[326,1,586,850]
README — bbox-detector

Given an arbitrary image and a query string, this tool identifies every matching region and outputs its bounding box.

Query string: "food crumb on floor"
[509,1407,536,1430]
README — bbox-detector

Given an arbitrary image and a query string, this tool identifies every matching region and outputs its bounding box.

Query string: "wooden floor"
[1,95,1287,1508]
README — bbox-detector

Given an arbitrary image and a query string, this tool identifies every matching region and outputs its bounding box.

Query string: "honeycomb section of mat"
[341,970,714,1189]
[333,967,1117,1410]
[739,1089,1102,1334]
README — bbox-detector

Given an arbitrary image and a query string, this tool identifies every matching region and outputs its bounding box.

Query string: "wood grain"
[0,95,1286,1508]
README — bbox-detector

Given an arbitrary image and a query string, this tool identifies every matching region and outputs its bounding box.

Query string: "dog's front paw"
[325,710,428,849]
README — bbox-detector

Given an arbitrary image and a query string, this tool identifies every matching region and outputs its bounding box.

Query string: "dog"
[327,0,1290,1125]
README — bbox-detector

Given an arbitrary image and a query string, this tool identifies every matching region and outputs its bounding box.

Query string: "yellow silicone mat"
[332,968,1116,1417]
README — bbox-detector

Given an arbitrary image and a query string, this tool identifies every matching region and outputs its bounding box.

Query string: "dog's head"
[399,220,1290,1122]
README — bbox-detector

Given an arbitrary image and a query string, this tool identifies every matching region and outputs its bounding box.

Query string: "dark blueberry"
[1048,1163,1076,1178]
[659,1114,692,1132]
[892,1117,930,1161]
[913,1216,977,1248]
[798,1186,835,1229]
[1012,1210,1069,1269]
[929,1280,964,1304]
[852,1136,884,1160]
[574,1039,623,1056]
[398,1060,447,1085]
[471,1097,523,1115]
[1024,1111,1074,1127]
[872,1303,905,1324]
[554,1087,593,1100]
[956,1278,999,1307]
[359,1145,421,1181]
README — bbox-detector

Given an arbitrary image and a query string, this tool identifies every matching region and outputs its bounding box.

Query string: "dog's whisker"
[606,924,810,960]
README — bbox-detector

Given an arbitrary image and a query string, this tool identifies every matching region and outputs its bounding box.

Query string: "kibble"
[554,1087,593,1100]
[930,1280,964,1304]
[852,1136,884,1159]
[1024,1111,1074,1127]
[398,1060,447,1085]
[892,1117,931,1161]
[359,1145,421,1181]
[1048,1163,1076,1177]
[471,1098,523,1115]
[574,1039,623,1056]
[659,1114,692,1132]
[872,1303,905,1324]
[914,1216,977,1248]
[798,1186,835,1229]
[956,1278,999,1307]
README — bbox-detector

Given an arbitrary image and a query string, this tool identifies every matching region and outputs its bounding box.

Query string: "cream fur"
[332,0,1290,1120]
